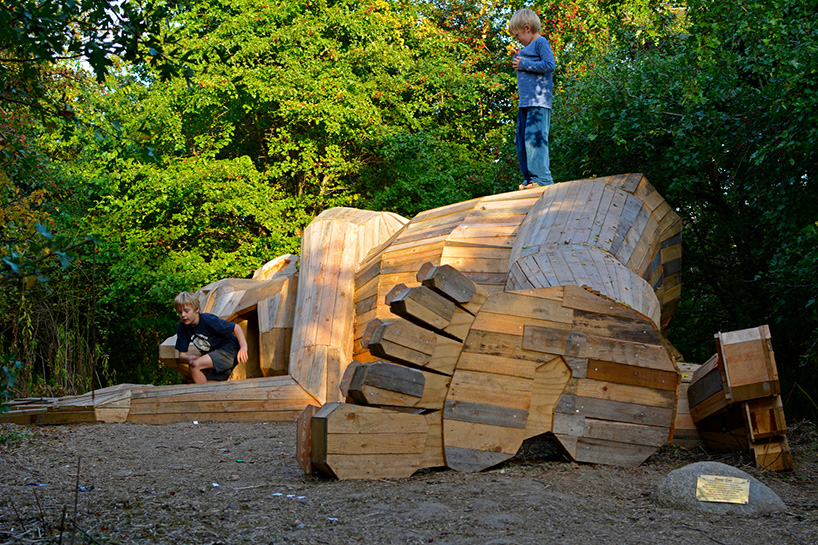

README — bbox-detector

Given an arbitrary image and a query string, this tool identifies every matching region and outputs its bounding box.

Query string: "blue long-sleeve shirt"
[514,36,555,109]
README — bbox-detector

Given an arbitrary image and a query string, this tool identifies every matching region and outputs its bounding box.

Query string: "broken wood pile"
[126,376,316,424]
[0,377,317,425]
[0,383,140,425]
[687,325,792,471]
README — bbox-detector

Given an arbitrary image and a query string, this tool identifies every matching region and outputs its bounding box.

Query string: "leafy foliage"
[0,355,23,413]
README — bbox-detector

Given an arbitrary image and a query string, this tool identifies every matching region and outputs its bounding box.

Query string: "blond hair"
[509,8,541,34]
[173,291,200,312]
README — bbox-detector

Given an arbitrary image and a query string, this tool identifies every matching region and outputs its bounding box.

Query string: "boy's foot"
[518,183,537,190]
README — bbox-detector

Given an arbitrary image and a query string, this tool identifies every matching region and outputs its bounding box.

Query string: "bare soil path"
[2,421,816,544]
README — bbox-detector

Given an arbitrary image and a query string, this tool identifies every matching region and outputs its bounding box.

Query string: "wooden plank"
[387,284,456,333]
[609,194,643,256]
[584,246,615,302]
[129,410,304,424]
[577,247,608,294]
[392,220,466,247]
[523,325,673,371]
[383,234,450,256]
[583,184,616,246]
[444,399,528,429]
[523,356,572,438]
[691,353,719,383]
[381,241,447,270]
[547,180,584,245]
[523,254,556,287]
[571,309,662,345]
[417,262,477,305]
[614,257,634,310]
[296,404,319,473]
[513,182,564,251]
[562,247,592,291]
[470,311,572,337]
[411,197,481,223]
[446,370,533,410]
[312,402,428,434]
[597,186,629,253]
[129,375,305,398]
[506,261,531,291]
[324,346,344,404]
[585,359,678,392]
[369,319,437,356]
[572,437,662,467]
[421,410,446,468]
[314,220,349,347]
[349,361,425,400]
[454,352,541,377]
[689,390,729,423]
[323,454,424,480]
[573,181,607,244]
[355,259,382,291]
[127,397,313,414]
[582,418,669,447]
[443,420,525,471]
[687,366,724,408]
[555,394,674,427]
[615,202,650,266]
[339,360,361,399]
[310,403,430,478]
[627,215,659,276]
[564,356,588,378]
[478,290,574,323]
[568,377,676,407]
[325,432,427,455]
[562,285,638,321]
[440,254,510,275]
[557,180,594,245]
[717,327,780,401]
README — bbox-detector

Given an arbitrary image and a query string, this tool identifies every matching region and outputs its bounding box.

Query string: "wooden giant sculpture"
[296,173,684,478]
[6,173,790,472]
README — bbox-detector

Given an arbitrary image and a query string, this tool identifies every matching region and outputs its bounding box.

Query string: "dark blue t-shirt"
[175,313,239,354]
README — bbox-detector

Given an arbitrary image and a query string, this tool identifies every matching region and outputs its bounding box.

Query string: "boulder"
[652,461,786,515]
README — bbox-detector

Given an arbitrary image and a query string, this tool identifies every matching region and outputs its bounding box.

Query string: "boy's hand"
[512,56,521,70]
[237,347,249,365]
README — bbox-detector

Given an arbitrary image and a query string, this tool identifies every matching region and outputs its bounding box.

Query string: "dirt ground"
[1,420,816,545]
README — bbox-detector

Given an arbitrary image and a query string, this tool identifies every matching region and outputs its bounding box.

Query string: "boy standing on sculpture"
[173,292,248,383]
[509,8,555,189]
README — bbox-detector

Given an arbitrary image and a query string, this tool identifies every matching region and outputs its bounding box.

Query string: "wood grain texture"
[289,208,408,403]
[506,175,681,332]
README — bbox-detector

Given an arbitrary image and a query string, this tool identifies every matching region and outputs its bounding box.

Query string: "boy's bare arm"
[179,352,198,364]
[233,324,249,364]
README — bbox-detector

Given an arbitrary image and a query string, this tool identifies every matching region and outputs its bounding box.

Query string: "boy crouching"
[173,292,249,383]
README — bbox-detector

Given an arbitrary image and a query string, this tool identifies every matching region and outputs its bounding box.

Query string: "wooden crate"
[687,325,792,470]
[716,325,780,403]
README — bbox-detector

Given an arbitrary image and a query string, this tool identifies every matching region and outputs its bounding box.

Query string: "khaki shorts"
[207,346,239,381]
